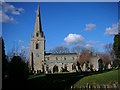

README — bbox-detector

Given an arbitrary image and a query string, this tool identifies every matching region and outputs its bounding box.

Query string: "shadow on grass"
[27,70,112,90]
[3,69,112,90]
[27,72,83,89]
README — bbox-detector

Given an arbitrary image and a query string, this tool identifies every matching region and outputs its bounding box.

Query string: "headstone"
[82,63,86,71]
[113,83,117,88]
[103,84,107,89]
[92,85,97,89]
[96,84,100,88]
[106,84,112,88]
[108,64,111,69]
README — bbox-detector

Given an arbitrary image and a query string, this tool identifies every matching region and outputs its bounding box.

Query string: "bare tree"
[49,46,70,53]
[71,46,84,54]
[7,49,16,61]
[7,45,29,62]
[104,43,113,55]
[19,49,27,60]
[104,43,114,61]
[78,50,93,66]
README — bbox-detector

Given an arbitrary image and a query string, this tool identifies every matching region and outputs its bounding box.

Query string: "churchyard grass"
[27,70,117,89]
[28,74,45,79]
[73,69,119,88]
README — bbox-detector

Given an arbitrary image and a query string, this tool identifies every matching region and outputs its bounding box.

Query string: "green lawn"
[26,70,119,89]
[74,70,119,88]
[28,74,45,79]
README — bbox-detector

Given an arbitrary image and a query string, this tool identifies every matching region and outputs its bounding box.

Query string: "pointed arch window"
[64,57,66,60]
[72,57,74,60]
[36,32,39,37]
[36,43,39,49]
[56,57,58,60]
[47,57,49,60]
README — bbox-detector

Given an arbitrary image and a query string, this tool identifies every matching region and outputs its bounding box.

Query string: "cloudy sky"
[1,2,119,55]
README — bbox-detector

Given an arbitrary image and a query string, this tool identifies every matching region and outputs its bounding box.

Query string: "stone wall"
[44,54,79,73]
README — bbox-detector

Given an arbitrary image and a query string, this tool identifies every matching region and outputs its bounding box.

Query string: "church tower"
[29,5,45,73]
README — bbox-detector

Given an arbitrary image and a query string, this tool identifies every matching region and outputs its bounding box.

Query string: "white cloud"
[2,2,24,15]
[85,44,92,48]
[64,33,85,45]
[85,23,96,31]
[20,45,29,50]
[104,21,119,36]
[0,2,24,23]
[0,12,14,23]
[18,40,24,43]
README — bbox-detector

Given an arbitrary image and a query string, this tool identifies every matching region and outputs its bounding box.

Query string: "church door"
[31,52,34,71]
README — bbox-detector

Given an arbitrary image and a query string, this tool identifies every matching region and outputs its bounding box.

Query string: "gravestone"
[108,64,112,69]
[82,63,87,71]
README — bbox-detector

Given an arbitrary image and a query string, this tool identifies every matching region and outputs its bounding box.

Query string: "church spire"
[34,4,44,37]
[37,5,40,18]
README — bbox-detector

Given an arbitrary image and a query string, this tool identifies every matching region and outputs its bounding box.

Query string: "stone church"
[29,6,79,73]
[29,5,112,74]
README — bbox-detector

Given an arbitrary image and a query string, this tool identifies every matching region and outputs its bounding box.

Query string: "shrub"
[8,56,29,81]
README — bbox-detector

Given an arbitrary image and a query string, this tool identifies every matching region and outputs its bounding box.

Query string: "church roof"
[46,60,77,63]
[45,53,78,55]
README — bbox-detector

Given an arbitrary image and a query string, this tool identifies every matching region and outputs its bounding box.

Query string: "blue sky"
[1,2,119,55]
